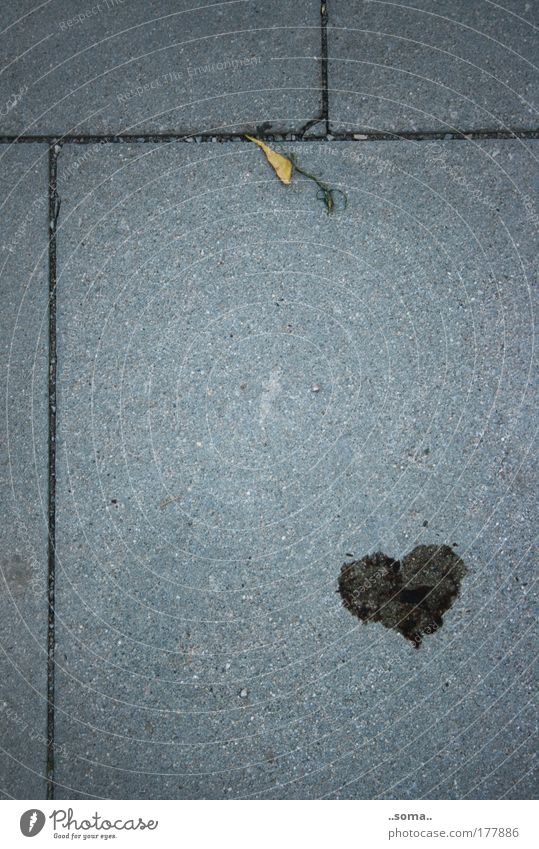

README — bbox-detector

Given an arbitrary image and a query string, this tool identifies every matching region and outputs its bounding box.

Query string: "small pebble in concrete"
[239,688,248,699]
[338,545,467,648]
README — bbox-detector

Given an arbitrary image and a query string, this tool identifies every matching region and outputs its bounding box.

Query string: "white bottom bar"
[2,799,537,849]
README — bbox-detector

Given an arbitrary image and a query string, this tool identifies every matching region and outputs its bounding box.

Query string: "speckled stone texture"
[0,144,49,798]
[328,0,539,134]
[0,0,537,803]
[51,139,537,798]
[0,0,322,136]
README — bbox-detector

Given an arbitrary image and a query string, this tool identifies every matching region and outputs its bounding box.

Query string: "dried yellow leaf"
[245,135,294,185]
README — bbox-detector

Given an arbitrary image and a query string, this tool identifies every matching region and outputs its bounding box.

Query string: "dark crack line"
[46,143,59,801]
[0,128,538,145]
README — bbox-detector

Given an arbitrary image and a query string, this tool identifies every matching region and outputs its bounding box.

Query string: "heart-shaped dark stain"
[338,545,467,647]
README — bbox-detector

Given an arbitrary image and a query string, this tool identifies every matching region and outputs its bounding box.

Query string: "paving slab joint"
[46,142,60,801]
[1,128,538,145]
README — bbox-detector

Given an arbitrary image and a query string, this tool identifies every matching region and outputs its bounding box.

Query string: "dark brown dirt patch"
[338,544,467,647]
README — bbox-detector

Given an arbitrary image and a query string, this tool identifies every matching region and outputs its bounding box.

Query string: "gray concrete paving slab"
[328,0,539,134]
[0,143,49,798]
[53,138,537,798]
[0,1,322,136]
